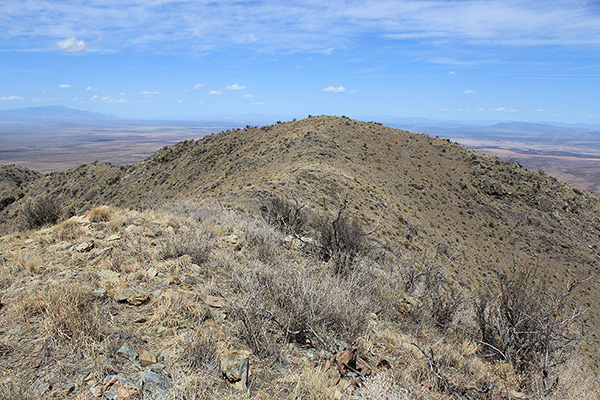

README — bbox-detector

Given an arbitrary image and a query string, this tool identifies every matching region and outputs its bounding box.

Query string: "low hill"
[0,116,599,398]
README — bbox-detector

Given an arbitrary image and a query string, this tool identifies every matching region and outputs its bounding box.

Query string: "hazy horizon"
[1,1,599,124]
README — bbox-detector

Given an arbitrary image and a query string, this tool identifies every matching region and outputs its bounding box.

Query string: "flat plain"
[0,121,239,173]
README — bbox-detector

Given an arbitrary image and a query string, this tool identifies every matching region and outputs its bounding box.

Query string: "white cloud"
[225,83,246,90]
[495,107,517,112]
[85,86,98,91]
[139,90,160,96]
[449,71,457,75]
[178,100,183,103]
[534,108,545,112]
[0,96,24,101]
[251,102,265,105]
[208,90,222,95]
[322,86,346,93]
[3,1,599,58]
[192,83,204,90]
[242,94,254,98]
[56,37,87,52]
[59,84,71,88]
[463,89,477,95]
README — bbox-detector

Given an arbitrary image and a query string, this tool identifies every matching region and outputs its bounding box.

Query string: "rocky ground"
[0,204,597,399]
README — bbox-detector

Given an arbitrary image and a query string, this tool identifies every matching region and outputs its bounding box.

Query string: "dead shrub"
[21,195,62,229]
[231,259,372,356]
[260,194,307,235]
[55,218,84,240]
[88,205,113,222]
[399,253,464,329]
[147,290,211,329]
[175,331,220,375]
[352,372,412,400]
[317,210,367,274]
[158,230,212,265]
[474,265,589,392]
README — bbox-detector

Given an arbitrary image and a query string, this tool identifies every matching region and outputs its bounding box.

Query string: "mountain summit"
[0,116,599,398]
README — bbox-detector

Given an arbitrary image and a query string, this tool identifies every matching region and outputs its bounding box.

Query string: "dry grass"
[147,289,212,329]
[17,282,104,349]
[88,205,113,222]
[0,202,596,399]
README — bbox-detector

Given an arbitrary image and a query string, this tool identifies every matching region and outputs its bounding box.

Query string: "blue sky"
[1,0,599,123]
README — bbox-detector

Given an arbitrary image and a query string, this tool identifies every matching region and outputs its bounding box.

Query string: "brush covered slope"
[0,116,599,398]
[0,204,598,399]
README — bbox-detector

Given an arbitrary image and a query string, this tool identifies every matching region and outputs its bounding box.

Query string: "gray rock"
[138,369,172,397]
[106,234,121,242]
[100,269,120,281]
[31,379,51,395]
[115,286,150,305]
[76,241,94,252]
[221,352,250,385]
[102,374,139,400]
[92,288,107,297]
[117,344,137,361]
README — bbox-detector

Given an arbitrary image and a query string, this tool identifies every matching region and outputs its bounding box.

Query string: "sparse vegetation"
[0,116,599,399]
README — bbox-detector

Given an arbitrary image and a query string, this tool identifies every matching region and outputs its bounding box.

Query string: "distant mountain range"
[0,106,116,122]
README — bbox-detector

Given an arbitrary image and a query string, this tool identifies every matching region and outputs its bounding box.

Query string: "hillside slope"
[1,115,599,352]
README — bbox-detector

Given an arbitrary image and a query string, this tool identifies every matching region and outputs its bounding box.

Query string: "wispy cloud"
[85,86,98,91]
[495,107,517,112]
[463,89,477,95]
[59,84,71,88]
[139,90,160,96]
[208,90,222,95]
[225,83,246,90]
[56,37,87,52]
[322,86,346,93]
[192,83,204,90]
[242,94,254,98]
[0,95,24,101]
[5,1,599,55]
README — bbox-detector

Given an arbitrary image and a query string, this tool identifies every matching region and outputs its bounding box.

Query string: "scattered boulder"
[139,350,157,367]
[336,349,371,378]
[102,374,139,400]
[115,286,150,306]
[220,352,251,390]
[117,344,137,362]
[31,379,51,396]
[76,241,95,252]
[100,269,120,281]
[146,267,158,278]
[138,369,172,397]
[106,234,121,242]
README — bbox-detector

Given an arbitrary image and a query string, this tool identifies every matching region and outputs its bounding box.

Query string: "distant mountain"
[0,106,116,122]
